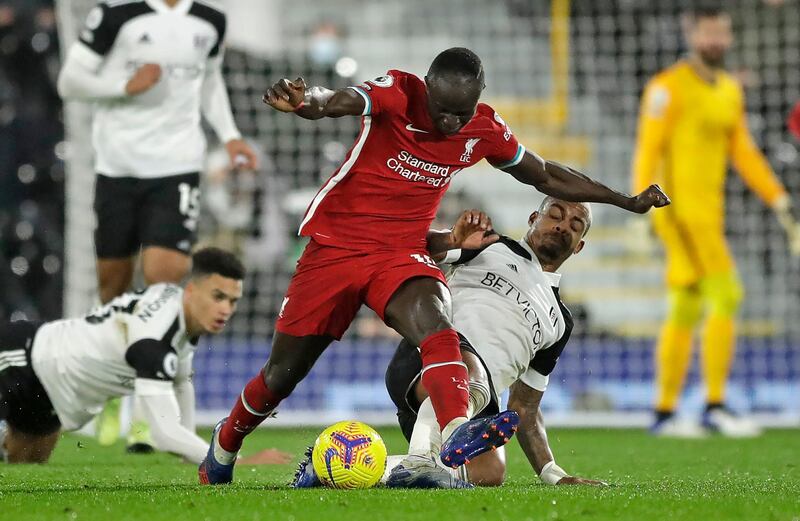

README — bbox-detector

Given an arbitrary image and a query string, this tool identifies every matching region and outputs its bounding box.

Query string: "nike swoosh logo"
[405,124,429,134]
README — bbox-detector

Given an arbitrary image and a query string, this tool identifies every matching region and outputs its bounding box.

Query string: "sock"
[467,379,491,419]
[654,321,694,412]
[380,455,406,484]
[701,315,735,405]
[408,398,442,457]
[654,410,674,423]
[419,329,469,433]
[217,370,285,457]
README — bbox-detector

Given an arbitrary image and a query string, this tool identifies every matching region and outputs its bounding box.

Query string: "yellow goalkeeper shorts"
[652,213,736,288]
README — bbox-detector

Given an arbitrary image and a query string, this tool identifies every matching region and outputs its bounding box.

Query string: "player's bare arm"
[508,380,607,486]
[426,209,499,260]
[502,151,670,214]
[262,77,365,119]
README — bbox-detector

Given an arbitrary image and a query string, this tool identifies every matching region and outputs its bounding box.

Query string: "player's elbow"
[56,69,73,99]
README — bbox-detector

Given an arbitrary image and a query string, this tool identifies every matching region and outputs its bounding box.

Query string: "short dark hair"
[428,47,483,82]
[191,247,245,280]
[685,1,725,19]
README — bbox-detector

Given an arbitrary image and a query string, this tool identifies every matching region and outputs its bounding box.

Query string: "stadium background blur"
[2,0,798,427]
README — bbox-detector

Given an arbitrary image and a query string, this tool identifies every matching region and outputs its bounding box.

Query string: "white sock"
[380,454,406,484]
[468,379,491,419]
[441,416,469,444]
[408,398,442,457]
[213,435,237,465]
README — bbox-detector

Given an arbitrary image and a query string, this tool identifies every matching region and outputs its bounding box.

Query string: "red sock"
[218,370,285,452]
[419,328,469,431]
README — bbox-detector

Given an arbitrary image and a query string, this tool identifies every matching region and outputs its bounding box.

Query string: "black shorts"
[0,321,60,436]
[93,172,200,258]
[385,333,500,442]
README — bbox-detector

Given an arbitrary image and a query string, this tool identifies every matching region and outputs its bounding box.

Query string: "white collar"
[146,0,193,15]
[519,237,562,287]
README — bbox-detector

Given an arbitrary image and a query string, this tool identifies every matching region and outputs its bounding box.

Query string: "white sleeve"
[201,54,241,144]
[57,43,129,100]
[441,248,463,264]
[174,378,196,431]
[519,367,549,392]
[135,378,208,464]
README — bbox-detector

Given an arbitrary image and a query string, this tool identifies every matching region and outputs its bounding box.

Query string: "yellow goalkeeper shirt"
[632,61,786,226]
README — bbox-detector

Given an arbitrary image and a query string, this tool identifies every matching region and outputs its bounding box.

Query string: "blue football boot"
[290,446,322,488]
[440,410,520,468]
[198,418,236,485]
[386,455,473,489]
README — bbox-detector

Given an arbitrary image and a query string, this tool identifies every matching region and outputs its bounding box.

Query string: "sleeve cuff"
[349,86,372,116]
[494,144,526,170]
[135,378,175,396]
[519,369,549,392]
[441,248,463,264]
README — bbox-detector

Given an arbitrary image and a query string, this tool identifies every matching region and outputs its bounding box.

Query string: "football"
[311,420,387,489]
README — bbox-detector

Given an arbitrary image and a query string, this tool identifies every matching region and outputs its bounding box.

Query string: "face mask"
[309,35,341,66]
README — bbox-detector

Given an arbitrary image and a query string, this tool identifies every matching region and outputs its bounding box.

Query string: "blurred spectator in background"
[0,1,64,322]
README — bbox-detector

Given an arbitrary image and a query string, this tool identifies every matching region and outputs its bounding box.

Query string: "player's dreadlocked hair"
[191,247,245,280]
[428,47,484,83]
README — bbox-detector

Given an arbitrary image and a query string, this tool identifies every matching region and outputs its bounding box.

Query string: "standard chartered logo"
[386,150,459,187]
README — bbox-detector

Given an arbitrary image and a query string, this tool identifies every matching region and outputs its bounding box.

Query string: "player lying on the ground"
[291,200,606,488]
[379,198,607,488]
[0,248,286,465]
[199,47,669,486]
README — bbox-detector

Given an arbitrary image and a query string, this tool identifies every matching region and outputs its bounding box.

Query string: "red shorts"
[276,240,448,339]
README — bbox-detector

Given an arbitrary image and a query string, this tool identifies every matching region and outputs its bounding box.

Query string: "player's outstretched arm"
[426,209,499,261]
[262,77,365,120]
[135,379,211,464]
[508,380,607,486]
[501,151,670,214]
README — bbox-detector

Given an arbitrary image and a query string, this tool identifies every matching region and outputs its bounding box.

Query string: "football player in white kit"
[57,0,258,450]
[381,197,607,488]
[291,199,607,489]
[0,248,264,464]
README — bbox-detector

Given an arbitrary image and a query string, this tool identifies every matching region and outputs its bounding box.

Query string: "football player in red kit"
[199,47,670,485]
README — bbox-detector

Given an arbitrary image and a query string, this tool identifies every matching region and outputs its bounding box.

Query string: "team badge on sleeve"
[646,85,670,118]
[361,74,394,90]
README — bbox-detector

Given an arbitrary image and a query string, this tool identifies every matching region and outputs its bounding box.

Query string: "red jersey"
[299,70,525,250]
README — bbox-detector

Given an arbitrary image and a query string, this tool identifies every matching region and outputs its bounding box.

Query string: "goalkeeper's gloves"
[773,195,800,257]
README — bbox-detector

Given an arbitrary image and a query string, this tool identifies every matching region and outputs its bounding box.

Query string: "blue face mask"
[309,36,341,66]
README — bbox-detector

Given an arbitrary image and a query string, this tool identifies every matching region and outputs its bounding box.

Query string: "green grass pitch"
[2,427,798,520]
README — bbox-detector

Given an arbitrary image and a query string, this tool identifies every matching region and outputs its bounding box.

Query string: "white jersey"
[445,236,572,395]
[31,284,197,431]
[70,0,237,177]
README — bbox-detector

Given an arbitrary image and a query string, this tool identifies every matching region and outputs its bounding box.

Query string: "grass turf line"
[1,427,798,521]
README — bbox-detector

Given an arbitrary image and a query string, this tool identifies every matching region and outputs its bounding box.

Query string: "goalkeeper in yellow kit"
[632,4,800,437]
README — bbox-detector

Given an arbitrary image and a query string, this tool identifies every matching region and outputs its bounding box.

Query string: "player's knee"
[142,258,190,285]
[5,433,56,464]
[385,278,453,345]
[666,286,703,327]
[704,276,743,318]
[467,455,506,487]
[261,358,311,397]
[98,275,130,304]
